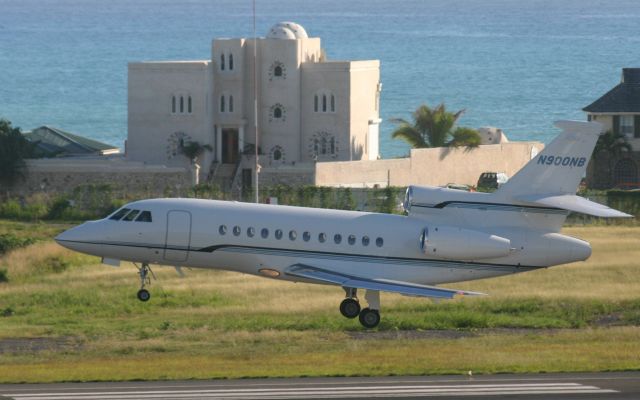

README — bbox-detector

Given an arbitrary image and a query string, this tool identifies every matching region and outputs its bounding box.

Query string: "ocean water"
[1,0,640,158]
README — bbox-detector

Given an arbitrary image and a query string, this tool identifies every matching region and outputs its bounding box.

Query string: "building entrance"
[222,128,239,164]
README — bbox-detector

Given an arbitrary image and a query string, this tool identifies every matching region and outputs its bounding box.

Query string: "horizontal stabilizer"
[285,264,486,299]
[516,194,632,218]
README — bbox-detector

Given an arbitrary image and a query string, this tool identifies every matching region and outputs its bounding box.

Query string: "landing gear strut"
[135,263,155,302]
[339,288,381,328]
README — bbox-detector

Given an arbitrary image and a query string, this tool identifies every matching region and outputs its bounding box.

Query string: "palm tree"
[179,140,212,165]
[391,103,481,149]
[179,140,212,186]
[592,130,632,187]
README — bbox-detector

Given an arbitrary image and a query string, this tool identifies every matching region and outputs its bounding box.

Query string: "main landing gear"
[135,263,155,302]
[340,288,381,329]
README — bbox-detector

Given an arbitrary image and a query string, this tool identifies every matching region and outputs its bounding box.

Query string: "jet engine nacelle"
[420,226,511,260]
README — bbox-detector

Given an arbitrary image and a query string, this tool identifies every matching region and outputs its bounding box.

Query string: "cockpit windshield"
[108,207,153,222]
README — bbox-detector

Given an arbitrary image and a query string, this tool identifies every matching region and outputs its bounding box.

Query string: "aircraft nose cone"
[55,225,84,250]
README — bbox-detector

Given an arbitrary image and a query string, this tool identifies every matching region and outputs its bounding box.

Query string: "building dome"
[266,22,308,40]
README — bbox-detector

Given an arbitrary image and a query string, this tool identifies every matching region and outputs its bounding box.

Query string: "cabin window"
[348,235,356,245]
[247,227,255,237]
[334,234,342,244]
[318,233,327,243]
[275,229,283,240]
[362,236,370,246]
[376,237,384,247]
[303,231,311,242]
[136,211,152,222]
[233,226,241,236]
[289,230,297,241]
[261,228,269,238]
[109,208,131,221]
[122,210,140,222]
[219,225,227,235]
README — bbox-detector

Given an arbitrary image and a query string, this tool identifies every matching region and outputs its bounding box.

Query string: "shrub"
[0,233,36,254]
[0,268,8,283]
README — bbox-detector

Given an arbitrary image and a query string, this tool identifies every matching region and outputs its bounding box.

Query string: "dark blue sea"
[1,0,639,158]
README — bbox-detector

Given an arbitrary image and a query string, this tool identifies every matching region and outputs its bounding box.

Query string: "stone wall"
[256,163,315,187]
[6,157,191,198]
[315,142,544,188]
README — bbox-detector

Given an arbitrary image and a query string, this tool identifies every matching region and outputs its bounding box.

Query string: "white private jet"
[56,121,631,328]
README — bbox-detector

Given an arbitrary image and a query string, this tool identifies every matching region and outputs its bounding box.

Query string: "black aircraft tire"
[359,307,380,328]
[339,298,361,319]
[137,289,151,302]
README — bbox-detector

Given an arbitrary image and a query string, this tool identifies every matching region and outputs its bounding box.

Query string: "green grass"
[0,222,639,382]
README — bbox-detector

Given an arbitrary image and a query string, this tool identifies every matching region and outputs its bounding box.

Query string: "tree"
[594,130,632,159]
[179,140,212,164]
[391,103,481,149]
[592,130,633,187]
[179,140,212,186]
[0,119,35,188]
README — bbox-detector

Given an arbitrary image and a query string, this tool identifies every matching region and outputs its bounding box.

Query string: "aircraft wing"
[516,194,632,218]
[284,264,486,299]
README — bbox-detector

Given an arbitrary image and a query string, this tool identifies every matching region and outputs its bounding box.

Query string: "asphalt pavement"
[1,371,638,399]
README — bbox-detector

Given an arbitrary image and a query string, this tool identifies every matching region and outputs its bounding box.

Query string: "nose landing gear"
[135,263,155,302]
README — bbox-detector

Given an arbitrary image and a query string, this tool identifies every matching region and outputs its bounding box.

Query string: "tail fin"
[496,120,602,197]
[495,120,631,219]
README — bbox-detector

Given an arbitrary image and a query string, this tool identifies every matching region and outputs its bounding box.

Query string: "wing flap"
[285,264,485,299]
[516,194,632,218]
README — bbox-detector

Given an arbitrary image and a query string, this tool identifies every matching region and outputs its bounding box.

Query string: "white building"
[127,22,381,187]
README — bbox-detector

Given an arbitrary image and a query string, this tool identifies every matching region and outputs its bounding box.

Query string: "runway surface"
[1,372,638,400]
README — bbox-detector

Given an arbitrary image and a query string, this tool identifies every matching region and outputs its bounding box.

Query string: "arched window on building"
[314,95,318,112]
[171,96,176,113]
[322,94,327,112]
[613,158,638,186]
[321,137,328,155]
[220,95,225,113]
[188,96,192,113]
[220,54,225,71]
[330,94,335,112]
[274,65,283,77]
[330,137,335,154]
[229,54,234,70]
[229,95,234,113]
[180,96,184,113]
[273,107,282,119]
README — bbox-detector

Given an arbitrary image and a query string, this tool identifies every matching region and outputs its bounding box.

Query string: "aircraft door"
[164,210,192,262]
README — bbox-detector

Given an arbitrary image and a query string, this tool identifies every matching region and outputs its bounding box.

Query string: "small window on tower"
[188,96,192,113]
[274,65,283,77]
[229,54,234,70]
[220,54,225,71]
